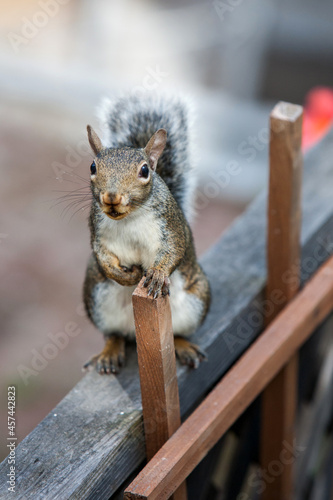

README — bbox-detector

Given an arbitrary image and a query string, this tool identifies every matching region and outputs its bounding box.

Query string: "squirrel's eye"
[139,164,149,179]
[90,161,96,176]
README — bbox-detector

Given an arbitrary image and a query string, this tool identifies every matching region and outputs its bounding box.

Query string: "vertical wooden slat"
[131,278,187,500]
[261,101,303,500]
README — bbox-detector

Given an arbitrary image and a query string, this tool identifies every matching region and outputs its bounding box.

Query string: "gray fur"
[84,94,210,374]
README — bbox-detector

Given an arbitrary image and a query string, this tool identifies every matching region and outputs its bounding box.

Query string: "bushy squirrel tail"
[98,93,196,221]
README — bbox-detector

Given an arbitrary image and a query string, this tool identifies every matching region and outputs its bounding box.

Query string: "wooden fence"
[124,102,333,500]
[1,102,333,499]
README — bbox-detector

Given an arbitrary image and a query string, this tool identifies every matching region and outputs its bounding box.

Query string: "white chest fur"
[93,269,203,338]
[98,209,161,269]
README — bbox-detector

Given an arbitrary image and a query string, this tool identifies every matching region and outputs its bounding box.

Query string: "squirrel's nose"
[101,192,123,206]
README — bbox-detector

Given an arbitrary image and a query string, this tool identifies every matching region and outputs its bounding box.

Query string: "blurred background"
[1,0,333,462]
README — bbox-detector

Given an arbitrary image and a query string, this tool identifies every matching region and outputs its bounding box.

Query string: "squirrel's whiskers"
[50,171,92,220]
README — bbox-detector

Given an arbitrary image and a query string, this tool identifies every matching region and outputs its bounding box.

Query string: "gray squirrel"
[83,94,210,374]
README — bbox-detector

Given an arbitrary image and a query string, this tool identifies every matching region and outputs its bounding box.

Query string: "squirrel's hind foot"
[83,335,125,375]
[174,336,207,369]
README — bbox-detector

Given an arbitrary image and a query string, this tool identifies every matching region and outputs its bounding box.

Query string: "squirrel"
[83,94,211,374]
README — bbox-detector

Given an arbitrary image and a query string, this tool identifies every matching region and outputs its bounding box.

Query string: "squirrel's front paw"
[143,268,170,299]
[119,264,143,285]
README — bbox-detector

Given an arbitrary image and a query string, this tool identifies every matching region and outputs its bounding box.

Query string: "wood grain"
[1,129,333,499]
[124,255,333,500]
[266,101,303,309]
[261,101,303,500]
[132,281,187,500]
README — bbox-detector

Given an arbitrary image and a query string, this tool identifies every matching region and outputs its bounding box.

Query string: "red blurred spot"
[302,87,333,151]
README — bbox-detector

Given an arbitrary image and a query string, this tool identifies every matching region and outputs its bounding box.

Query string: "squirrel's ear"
[87,125,103,156]
[144,129,167,171]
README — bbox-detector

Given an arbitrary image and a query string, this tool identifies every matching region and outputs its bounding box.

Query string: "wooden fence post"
[260,101,303,500]
[127,278,187,500]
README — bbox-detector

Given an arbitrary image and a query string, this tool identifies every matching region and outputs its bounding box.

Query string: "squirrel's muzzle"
[100,191,123,207]
[100,191,130,220]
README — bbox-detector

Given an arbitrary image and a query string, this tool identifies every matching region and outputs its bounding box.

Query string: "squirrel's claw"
[121,265,131,272]
[121,264,140,274]
[143,269,154,288]
[143,269,169,299]
[83,335,126,375]
[162,276,171,296]
[83,353,124,374]
[118,264,143,286]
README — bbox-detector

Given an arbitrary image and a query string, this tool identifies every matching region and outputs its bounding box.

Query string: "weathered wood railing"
[1,103,333,499]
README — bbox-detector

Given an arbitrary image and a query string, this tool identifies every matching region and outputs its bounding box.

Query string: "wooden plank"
[295,346,333,500]
[124,255,333,500]
[261,101,303,500]
[1,130,333,499]
[261,359,298,499]
[132,280,187,500]
[266,102,303,311]
[133,281,181,460]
